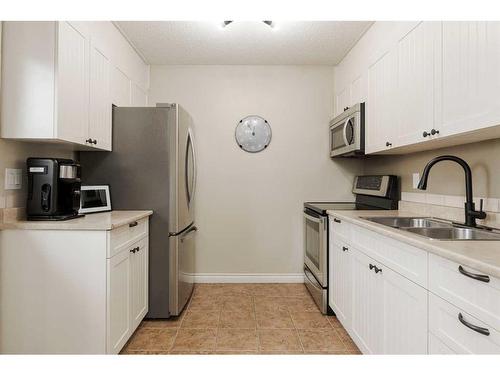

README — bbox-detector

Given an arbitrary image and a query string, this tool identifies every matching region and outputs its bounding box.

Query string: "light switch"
[412,173,420,189]
[5,168,22,190]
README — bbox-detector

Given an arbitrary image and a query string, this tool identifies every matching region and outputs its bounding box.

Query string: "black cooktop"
[304,201,390,216]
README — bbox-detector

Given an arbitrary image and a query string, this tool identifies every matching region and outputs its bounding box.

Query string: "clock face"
[235,115,272,153]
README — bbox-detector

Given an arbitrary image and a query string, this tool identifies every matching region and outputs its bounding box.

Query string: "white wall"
[149,65,363,277]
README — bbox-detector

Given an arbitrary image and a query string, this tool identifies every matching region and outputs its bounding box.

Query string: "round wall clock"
[235,115,272,153]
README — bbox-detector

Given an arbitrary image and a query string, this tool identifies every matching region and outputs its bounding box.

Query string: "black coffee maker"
[26,158,83,220]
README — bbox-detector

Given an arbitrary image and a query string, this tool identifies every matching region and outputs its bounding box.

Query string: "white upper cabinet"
[333,74,367,118]
[437,22,500,137]
[366,48,398,153]
[1,21,149,151]
[89,42,112,151]
[334,87,351,117]
[335,21,500,155]
[397,22,440,147]
[56,22,90,145]
[350,73,367,107]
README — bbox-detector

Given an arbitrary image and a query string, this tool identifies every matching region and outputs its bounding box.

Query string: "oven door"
[330,112,361,157]
[303,210,327,287]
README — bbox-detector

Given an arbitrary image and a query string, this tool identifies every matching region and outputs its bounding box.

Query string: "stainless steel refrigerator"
[79,104,196,318]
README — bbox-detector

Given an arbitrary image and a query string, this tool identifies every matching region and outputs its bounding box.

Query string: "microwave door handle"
[342,118,350,147]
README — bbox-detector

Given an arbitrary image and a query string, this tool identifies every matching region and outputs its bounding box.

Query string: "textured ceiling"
[115,21,373,65]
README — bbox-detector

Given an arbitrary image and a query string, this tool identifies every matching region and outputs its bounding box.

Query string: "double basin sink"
[364,217,500,241]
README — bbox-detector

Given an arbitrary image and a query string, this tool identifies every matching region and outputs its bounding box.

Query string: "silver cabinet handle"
[458,313,490,336]
[458,265,490,283]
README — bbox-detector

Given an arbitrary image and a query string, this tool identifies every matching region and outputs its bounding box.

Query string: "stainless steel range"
[303,175,399,314]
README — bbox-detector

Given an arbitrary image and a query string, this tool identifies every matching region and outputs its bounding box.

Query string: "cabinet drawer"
[429,293,500,354]
[429,332,456,354]
[429,253,500,331]
[329,215,351,242]
[352,224,428,287]
[108,218,148,258]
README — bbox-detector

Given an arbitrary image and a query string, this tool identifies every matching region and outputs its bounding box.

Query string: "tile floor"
[120,283,361,355]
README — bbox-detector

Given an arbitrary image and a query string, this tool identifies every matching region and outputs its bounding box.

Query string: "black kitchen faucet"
[418,155,486,227]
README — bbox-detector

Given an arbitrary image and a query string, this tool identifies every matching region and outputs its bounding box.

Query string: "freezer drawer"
[169,224,196,316]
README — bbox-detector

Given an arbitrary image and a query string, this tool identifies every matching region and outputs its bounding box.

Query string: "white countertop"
[327,209,500,279]
[0,210,153,231]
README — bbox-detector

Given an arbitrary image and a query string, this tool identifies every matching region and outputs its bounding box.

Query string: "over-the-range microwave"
[329,102,365,158]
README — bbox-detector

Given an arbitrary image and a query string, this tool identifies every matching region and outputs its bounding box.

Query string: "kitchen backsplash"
[400,196,500,229]
[401,192,500,213]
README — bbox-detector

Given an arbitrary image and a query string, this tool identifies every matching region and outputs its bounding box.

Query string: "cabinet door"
[397,22,440,146]
[350,73,367,106]
[350,248,383,354]
[381,264,428,354]
[56,21,89,144]
[89,42,112,151]
[329,239,352,327]
[107,249,131,354]
[130,239,149,330]
[334,87,350,116]
[429,332,457,354]
[366,48,398,153]
[437,22,500,136]
[429,293,500,354]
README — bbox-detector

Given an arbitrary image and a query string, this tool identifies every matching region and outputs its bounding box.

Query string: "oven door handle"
[303,211,323,223]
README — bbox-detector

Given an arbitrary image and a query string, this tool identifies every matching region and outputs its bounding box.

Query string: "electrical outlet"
[412,172,420,189]
[4,168,22,190]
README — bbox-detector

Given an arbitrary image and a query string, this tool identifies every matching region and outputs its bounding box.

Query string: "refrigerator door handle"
[188,128,197,205]
[180,225,198,242]
[169,222,195,237]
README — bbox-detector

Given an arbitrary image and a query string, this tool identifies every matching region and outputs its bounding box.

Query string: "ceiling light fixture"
[220,21,275,29]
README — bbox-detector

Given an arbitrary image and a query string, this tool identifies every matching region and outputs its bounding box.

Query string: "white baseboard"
[192,273,305,284]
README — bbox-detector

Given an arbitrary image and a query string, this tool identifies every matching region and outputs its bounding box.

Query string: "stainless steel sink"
[364,217,451,229]
[363,216,500,241]
[403,227,500,241]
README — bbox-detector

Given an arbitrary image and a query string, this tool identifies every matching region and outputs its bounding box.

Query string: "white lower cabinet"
[107,236,148,354]
[0,217,149,354]
[429,332,456,354]
[350,248,383,353]
[329,238,352,327]
[381,262,428,354]
[428,253,500,331]
[429,293,500,354]
[328,217,500,355]
[130,238,149,328]
[108,248,132,353]
[348,247,427,354]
